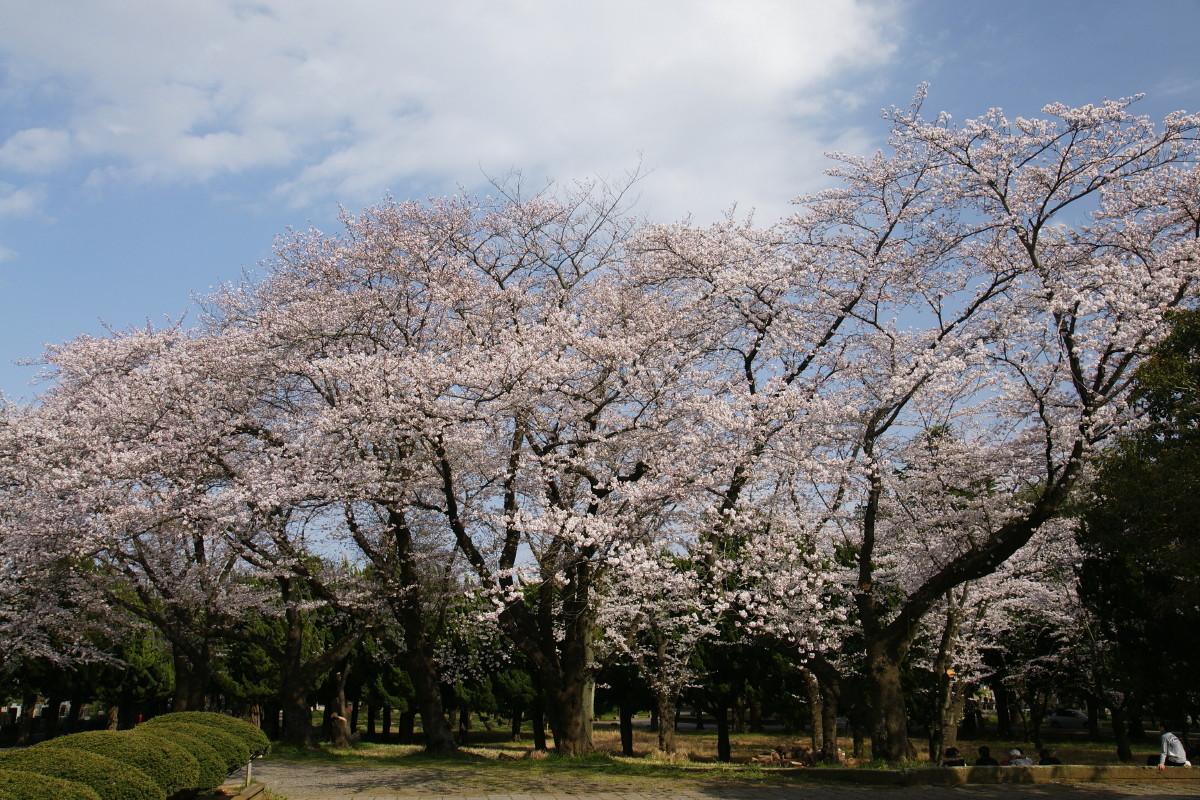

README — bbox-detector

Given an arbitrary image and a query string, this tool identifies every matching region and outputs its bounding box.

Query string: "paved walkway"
[229,761,1200,800]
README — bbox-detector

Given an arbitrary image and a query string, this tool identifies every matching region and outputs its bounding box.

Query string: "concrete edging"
[777,765,1199,786]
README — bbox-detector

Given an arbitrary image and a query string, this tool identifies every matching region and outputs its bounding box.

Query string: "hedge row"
[0,712,267,800]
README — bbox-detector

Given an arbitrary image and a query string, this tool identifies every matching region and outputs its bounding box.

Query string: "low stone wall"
[778,764,1199,786]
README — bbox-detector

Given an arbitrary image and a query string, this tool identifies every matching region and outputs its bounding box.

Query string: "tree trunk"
[531,695,547,751]
[544,682,592,755]
[866,642,912,761]
[41,697,61,741]
[406,653,455,753]
[943,684,967,753]
[331,667,357,748]
[381,705,391,743]
[458,705,470,743]
[280,674,316,749]
[385,507,457,754]
[171,643,211,712]
[510,704,523,741]
[993,679,1013,738]
[655,690,677,754]
[801,668,824,752]
[821,695,840,763]
[65,696,83,734]
[398,710,415,744]
[15,693,38,745]
[928,592,964,763]
[1111,705,1133,762]
[619,702,634,756]
[1086,696,1102,741]
[714,704,731,763]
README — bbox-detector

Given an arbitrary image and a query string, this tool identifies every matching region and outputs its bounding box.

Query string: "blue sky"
[1,0,1198,401]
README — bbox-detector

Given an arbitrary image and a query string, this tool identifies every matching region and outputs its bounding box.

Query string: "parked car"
[1047,708,1088,729]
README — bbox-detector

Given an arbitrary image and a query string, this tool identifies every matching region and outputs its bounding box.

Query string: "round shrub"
[131,726,227,791]
[36,730,200,797]
[0,748,162,800]
[138,721,249,773]
[143,712,270,757]
[0,768,102,800]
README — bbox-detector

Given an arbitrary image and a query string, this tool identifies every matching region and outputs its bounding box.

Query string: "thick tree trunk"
[171,643,211,712]
[406,653,456,753]
[280,674,316,748]
[544,682,592,756]
[867,643,912,762]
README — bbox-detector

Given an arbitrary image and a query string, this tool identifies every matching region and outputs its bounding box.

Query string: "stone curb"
[777,765,1200,786]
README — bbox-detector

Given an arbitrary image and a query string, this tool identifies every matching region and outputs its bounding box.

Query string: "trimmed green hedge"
[0,749,162,800]
[142,711,270,757]
[0,768,102,800]
[36,730,200,797]
[137,721,249,773]
[131,726,227,791]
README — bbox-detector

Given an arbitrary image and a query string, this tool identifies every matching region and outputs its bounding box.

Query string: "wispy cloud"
[0,0,900,221]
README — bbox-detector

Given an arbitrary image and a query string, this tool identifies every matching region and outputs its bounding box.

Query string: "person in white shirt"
[1148,723,1192,770]
[1004,748,1034,766]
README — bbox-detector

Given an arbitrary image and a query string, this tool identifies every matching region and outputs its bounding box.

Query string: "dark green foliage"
[1079,308,1200,722]
[35,730,200,797]
[135,721,249,773]
[0,768,102,800]
[142,711,270,756]
[0,748,163,800]
[132,727,227,791]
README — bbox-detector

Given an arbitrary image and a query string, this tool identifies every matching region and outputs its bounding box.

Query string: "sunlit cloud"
[0,0,900,221]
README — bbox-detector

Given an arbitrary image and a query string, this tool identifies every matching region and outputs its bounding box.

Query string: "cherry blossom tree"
[638,92,1200,760]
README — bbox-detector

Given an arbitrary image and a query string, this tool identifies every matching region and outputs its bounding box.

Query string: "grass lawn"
[273,717,1168,773]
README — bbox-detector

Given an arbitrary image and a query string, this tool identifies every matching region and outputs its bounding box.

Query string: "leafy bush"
[131,727,227,791]
[0,768,103,800]
[36,730,200,797]
[143,712,270,757]
[0,749,163,800]
[138,721,249,773]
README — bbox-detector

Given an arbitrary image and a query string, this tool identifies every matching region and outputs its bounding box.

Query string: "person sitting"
[1003,747,1034,766]
[1038,748,1062,765]
[974,745,999,766]
[1147,722,1193,769]
[940,746,966,767]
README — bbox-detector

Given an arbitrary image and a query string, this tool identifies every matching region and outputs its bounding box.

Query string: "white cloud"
[0,0,901,221]
[0,128,72,173]
[0,183,41,218]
